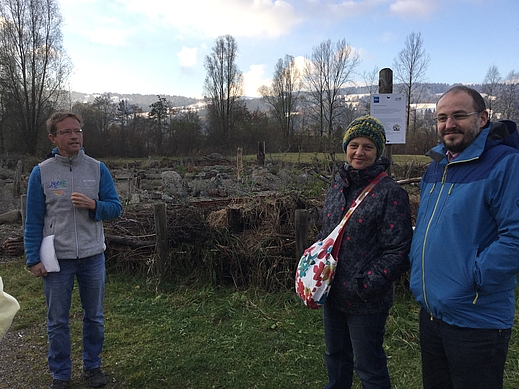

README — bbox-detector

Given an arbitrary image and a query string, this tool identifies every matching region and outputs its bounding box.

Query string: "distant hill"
[69,92,201,112]
[68,82,481,114]
[68,91,272,113]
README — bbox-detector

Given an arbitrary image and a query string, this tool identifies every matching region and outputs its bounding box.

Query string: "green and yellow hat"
[342,115,386,157]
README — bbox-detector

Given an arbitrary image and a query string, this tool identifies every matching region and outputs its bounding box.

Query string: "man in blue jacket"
[24,112,122,389]
[409,85,519,389]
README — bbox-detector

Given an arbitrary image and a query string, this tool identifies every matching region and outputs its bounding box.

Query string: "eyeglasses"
[55,129,83,136]
[435,112,479,123]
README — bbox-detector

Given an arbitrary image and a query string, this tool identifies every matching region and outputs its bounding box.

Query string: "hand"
[71,192,96,210]
[30,262,47,278]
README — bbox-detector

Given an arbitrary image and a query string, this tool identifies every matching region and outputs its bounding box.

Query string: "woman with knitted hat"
[318,115,413,388]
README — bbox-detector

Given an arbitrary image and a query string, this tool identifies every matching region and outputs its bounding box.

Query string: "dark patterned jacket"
[319,158,413,315]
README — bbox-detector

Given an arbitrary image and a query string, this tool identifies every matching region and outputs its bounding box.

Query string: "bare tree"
[360,66,379,114]
[117,99,133,128]
[393,32,430,138]
[258,54,301,149]
[203,35,244,151]
[482,65,502,118]
[148,95,173,154]
[92,93,117,133]
[304,39,360,138]
[497,70,519,121]
[0,0,71,154]
[169,109,203,155]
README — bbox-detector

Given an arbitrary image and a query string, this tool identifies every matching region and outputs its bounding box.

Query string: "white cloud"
[59,1,136,47]
[69,61,120,94]
[243,64,271,97]
[389,0,437,18]
[177,47,198,68]
[87,27,131,46]
[121,0,301,39]
[292,55,310,76]
[299,0,386,22]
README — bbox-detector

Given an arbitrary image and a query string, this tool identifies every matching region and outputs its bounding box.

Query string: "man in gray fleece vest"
[24,112,122,389]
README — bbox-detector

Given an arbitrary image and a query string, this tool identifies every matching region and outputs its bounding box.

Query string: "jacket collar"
[340,157,389,186]
[428,120,519,165]
[52,148,85,165]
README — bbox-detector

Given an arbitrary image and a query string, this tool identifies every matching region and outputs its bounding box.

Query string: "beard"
[440,128,481,153]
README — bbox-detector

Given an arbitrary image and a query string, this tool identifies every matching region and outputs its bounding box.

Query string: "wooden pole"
[20,195,27,230]
[236,147,243,180]
[257,141,265,166]
[295,209,308,259]
[13,160,23,198]
[378,68,393,94]
[154,203,168,278]
[379,68,394,176]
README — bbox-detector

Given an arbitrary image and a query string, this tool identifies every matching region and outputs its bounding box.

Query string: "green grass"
[97,153,431,170]
[3,258,519,388]
[242,152,430,165]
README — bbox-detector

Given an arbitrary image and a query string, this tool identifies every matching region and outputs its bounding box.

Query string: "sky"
[58,0,519,99]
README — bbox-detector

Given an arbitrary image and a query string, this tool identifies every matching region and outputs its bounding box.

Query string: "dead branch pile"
[103,194,322,291]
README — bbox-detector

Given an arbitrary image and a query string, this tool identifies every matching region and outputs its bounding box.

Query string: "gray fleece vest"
[39,150,106,259]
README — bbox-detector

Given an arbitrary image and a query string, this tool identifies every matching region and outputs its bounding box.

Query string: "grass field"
[242,152,430,165]
[1,152,515,388]
[3,258,519,388]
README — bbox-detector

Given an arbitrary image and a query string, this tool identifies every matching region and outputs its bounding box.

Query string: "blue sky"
[59,0,519,99]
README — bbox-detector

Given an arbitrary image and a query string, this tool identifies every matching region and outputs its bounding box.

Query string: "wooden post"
[20,194,27,230]
[227,208,243,233]
[379,68,394,176]
[257,141,265,166]
[378,68,393,94]
[295,209,308,259]
[13,160,23,198]
[236,147,243,180]
[127,163,131,201]
[154,203,168,278]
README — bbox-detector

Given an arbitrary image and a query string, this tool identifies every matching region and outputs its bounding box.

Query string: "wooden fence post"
[20,194,27,230]
[237,147,243,180]
[13,160,23,198]
[154,203,168,278]
[295,209,308,259]
[257,141,265,166]
[378,68,393,94]
[379,68,394,176]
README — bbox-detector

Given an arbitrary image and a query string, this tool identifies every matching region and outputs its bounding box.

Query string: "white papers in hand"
[39,235,60,272]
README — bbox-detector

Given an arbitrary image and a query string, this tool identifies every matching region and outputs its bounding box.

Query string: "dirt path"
[0,325,49,389]
[0,324,117,389]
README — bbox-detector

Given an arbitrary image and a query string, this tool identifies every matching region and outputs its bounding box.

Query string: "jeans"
[323,303,390,389]
[43,253,106,381]
[419,307,511,389]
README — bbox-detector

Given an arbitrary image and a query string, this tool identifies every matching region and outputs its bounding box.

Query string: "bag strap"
[331,171,387,258]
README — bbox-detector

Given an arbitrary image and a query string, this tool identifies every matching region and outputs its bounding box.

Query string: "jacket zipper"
[422,165,449,318]
[70,159,80,259]
[422,157,481,319]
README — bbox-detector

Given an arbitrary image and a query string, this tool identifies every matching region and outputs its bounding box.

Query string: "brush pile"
[104,193,323,291]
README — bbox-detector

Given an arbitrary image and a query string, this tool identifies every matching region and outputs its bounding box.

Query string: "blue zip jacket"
[409,120,519,329]
[24,148,122,267]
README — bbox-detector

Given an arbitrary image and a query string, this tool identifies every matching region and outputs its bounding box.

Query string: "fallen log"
[0,210,21,224]
[105,234,155,249]
[395,177,422,185]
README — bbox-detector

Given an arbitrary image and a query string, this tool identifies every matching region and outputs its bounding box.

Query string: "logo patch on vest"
[48,180,66,194]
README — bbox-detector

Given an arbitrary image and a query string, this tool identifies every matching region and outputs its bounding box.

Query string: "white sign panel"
[370,94,406,144]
